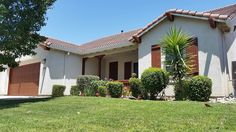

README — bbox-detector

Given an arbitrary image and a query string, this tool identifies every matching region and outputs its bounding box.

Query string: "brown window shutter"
[151,45,161,68]
[187,38,199,75]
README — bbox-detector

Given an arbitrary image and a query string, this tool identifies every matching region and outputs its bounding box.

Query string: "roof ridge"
[205,3,236,13]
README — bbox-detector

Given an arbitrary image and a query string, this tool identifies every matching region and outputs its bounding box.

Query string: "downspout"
[220,29,230,96]
[63,53,66,85]
[63,52,70,86]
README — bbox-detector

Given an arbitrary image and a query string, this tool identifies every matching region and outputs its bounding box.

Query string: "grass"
[0,97,235,131]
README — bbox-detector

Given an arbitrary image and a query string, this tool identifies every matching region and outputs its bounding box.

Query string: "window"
[133,62,138,77]
[109,62,118,80]
[232,61,236,80]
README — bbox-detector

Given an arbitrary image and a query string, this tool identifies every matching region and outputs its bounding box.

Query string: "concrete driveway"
[0,96,51,100]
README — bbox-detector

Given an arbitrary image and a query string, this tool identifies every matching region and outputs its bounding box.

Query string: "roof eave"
[130,11,229,43]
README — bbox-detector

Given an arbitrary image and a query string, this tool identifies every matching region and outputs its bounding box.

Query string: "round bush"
[141,68,169,99]
[77,75,100,96]
[98,86,107,97]
[91,80,108,92]
[107,82,124,98]
[188,76,212,101]
[52,85,66,97]
[70,85,80,96]
[129,77,142,98]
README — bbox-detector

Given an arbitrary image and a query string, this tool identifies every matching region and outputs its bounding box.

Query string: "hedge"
[52,85,66,97]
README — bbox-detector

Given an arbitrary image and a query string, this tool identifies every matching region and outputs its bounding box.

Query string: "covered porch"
[82,46,138,83]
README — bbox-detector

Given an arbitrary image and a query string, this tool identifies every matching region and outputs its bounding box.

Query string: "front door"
[109,62,118,80]
[124,62,132,80]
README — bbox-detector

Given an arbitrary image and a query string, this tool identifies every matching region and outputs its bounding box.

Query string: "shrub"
[141,68,169,100]
[107,82,124,98]
[188,76,212,101]
[98,86,107,97]
[174,79,190,100]
[129,77,142,98]
[70,85,80,96]
[52,85,66,97]
[77,75,100,96]
[91,80,108,92]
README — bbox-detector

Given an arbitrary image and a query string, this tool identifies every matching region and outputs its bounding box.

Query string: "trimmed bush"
[91,80,108,92]
[70,85,80,96]
[107,82,124,98]
[77,75,100,96]
[52,85,66,97]
[98,86,107,97]
[174,79,190,100]
[141,68,169,100]
[129,77,142,98]
[188,76,212,101]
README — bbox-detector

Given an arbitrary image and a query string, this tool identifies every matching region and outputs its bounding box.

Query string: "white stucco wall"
[0,69,9,95]
[0,47,82,96]
[40,49,82,95]
[224,17,236,96]
[138,16,226,96]
[103,50,138,80]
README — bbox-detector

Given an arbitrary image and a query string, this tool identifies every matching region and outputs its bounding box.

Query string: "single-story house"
[1,4,236,97]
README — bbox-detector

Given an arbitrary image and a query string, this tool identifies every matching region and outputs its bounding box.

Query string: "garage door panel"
[8,84,20,95]
[8,63,40,96]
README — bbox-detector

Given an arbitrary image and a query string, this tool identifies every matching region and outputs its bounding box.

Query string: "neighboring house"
[1,4,236,97]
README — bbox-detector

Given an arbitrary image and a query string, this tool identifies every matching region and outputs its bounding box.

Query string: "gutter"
[172,13,227,23]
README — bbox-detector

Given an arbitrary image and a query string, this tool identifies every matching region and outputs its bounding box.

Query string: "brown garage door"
[8,63,40,96]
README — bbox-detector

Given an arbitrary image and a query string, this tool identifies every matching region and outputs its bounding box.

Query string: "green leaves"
[161,27,193,80]
[0,0,55,71]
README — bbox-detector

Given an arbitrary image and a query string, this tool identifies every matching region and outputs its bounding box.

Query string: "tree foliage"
[160,27,193,100]
[0,0,55,71]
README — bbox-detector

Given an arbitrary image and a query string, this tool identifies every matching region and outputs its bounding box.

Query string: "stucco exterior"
[138,16,228,97]
[0,47,82,96]
[224,16,236,96]
[1,5,236,97]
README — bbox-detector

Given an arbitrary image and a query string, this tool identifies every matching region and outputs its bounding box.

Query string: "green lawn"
[0,97,235,131]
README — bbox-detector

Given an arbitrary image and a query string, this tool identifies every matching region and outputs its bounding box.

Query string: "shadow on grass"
[0,98,52,110]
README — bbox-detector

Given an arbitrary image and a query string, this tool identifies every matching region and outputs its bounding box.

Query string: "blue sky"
[40,0,236,45]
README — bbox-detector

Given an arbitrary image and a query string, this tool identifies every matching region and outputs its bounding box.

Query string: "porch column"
[96,55,105,78]
[82,57,88,75]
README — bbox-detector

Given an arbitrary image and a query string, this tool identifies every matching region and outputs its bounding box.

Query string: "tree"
[160,27,193,100]
[0,0,55,71]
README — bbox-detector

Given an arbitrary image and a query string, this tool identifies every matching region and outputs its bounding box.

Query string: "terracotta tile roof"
[131,4,236,40]
[42,37,81,53]
[78,29,141,54]
[41,29,141,54]
[206,3,236,19]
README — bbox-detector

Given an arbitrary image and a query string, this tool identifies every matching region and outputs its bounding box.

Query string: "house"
[1,4,236,97]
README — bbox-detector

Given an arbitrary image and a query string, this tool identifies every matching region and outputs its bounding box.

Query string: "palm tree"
[160,27,193,99]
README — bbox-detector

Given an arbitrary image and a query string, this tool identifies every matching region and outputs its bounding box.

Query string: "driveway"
[0,96,51,100]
